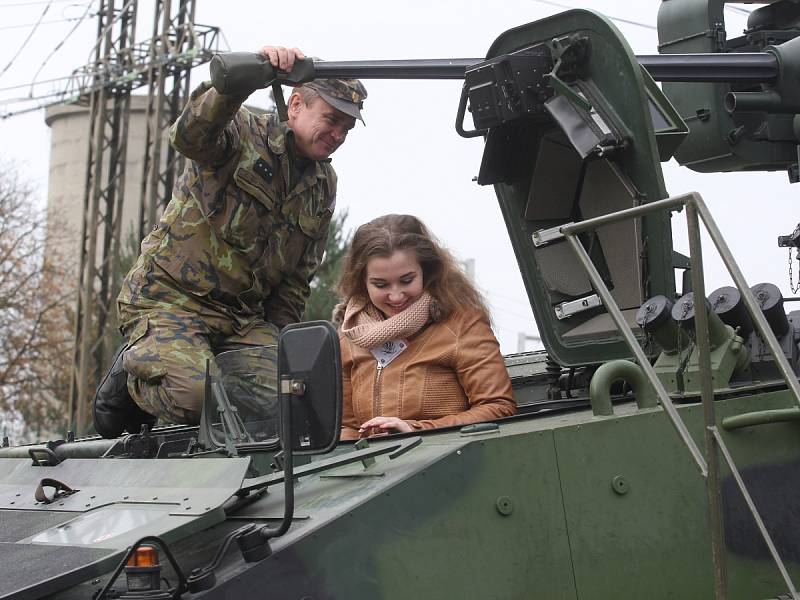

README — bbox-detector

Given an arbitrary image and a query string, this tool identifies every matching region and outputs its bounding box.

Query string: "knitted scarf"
[340,292,433,350]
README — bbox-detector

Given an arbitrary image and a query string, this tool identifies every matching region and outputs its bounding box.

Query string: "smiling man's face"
[288,94,356,161]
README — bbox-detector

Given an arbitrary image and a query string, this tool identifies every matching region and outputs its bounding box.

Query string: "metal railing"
[556,191,799,600]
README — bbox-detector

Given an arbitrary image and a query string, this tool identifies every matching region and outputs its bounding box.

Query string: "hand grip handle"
[210,52,316,98]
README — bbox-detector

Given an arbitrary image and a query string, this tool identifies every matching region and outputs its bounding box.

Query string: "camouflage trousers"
[121,310,279,425]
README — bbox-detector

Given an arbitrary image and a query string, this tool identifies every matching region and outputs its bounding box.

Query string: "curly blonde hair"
[334,214,489,323]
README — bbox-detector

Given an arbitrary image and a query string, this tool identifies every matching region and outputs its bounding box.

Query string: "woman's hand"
[359,416,413,436]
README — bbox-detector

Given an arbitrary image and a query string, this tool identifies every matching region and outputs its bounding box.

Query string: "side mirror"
[279,320,342,454]
[235,321,343,561]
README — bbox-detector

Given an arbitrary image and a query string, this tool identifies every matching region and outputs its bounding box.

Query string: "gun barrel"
[312,53,779,84]
[638,53,778,83]
[314,59,478,79]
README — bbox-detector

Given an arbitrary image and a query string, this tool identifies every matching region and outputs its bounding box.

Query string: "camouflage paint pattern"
[117,81,336,422]
[305,78,368,122]
[305,78,368,107]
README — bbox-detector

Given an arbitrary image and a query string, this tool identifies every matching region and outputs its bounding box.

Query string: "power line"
[0,5,220,119]
[0,90,73,106]
[474,281,534,309]
[0,75,73,93]
[727,6,753,17]
[1,28,221,119]
[0,100,59,120]
[486,291,533,311]
[486,300,536,323]
[0,17,81,32]
[218,29,232,53]
[30,0,95,90]
[0,0,54,79]
[489,289,533,308]
[0,0,83,6]
[530,0,657,30]
[531,0,752,30]
[83,0,135,68]
[495,310,536,324]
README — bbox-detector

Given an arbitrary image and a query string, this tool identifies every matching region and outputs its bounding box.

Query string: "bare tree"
[0,166,74,443]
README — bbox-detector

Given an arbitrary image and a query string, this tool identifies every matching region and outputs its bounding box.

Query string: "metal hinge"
[280,378,306,396]
[710,22,726,52]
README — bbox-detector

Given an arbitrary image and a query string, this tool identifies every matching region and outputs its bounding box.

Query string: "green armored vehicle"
[3,2,800,598]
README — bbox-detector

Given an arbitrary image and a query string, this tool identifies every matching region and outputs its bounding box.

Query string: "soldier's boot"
[92,344,157,438]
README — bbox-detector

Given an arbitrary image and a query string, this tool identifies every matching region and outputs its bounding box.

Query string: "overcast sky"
[0,0,793,354]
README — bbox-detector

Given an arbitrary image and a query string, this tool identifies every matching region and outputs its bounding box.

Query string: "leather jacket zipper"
[373,362,383,417]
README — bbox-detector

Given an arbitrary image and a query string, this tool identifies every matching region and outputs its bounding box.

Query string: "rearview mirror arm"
[236,374,296,562]
[261,374,295,539]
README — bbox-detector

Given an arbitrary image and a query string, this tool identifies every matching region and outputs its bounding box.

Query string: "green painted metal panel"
[555,408,713,598]
[657,0,799,173]
[270,433,578,599]
[555,391,800,599]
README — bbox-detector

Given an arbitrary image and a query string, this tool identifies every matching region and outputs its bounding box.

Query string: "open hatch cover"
[471,10,685,365]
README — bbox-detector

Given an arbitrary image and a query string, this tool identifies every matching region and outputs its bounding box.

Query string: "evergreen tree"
[303,210,350,322]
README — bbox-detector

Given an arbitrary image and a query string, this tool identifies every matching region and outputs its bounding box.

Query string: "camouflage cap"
[305,78,368,124]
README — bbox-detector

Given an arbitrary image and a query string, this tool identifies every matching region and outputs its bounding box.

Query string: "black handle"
[29,447,60,466]
[455,82,487,139]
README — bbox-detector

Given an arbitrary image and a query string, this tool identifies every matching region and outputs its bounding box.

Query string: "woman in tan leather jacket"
[334,214,516,439]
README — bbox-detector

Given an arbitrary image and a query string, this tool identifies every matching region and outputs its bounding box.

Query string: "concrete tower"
[45,94,152,285]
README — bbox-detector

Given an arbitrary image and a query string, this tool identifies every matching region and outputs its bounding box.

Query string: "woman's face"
[365,250,424,317]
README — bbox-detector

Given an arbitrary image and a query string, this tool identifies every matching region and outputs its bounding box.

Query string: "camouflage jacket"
[117,81,336,334]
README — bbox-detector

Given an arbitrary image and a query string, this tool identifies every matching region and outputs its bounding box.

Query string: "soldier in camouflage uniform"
[93,46,367,437]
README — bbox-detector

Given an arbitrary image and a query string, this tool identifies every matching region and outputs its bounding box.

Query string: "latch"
[555,294,602,319]
[532,224,570,247]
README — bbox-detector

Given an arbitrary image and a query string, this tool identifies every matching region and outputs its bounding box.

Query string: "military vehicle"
[2,1,800,598]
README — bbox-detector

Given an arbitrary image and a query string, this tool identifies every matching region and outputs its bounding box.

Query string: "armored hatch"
[465,9,687,366]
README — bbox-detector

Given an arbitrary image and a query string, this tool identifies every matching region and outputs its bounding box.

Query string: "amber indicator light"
[126,545,159,568]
